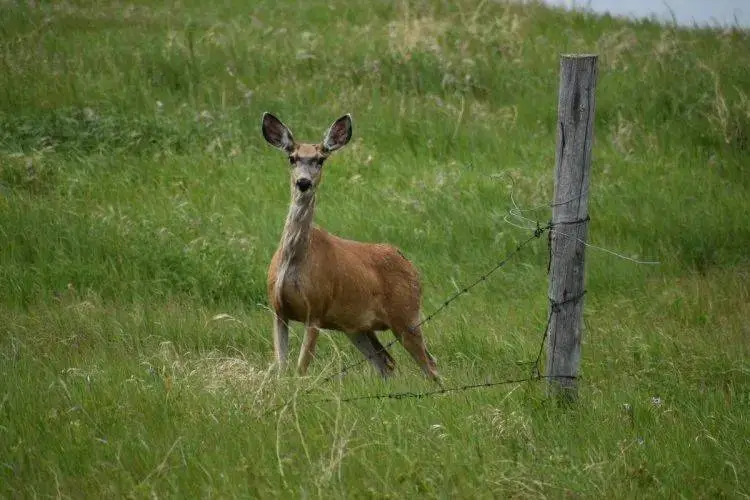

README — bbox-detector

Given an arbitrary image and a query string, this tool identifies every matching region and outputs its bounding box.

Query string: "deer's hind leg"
[392,324,440,383]
[346,331,396,377]
[297,325,320,375]
[273,315,290,368]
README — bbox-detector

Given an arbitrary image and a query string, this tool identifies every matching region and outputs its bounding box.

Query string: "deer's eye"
[288,156,295,165]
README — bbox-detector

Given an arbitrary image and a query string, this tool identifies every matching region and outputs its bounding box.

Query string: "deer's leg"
[345,331,396,378]
[273,315,290,368]
[392,325,441,383]
[297,325,320,375]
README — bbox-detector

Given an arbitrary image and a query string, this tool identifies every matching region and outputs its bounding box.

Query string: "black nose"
[296,178,312,192]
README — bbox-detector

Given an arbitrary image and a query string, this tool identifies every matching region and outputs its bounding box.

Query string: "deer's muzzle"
[296,178,312,192]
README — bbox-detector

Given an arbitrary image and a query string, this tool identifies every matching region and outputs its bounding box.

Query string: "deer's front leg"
[346,331,396,378]
[297,325,320,375]
[274,316,290,368]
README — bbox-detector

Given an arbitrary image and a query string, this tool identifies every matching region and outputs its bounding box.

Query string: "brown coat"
[268,227,421,334]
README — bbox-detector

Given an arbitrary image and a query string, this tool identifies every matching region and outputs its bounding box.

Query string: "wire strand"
[550,228,660,265]
[262,191,654,415]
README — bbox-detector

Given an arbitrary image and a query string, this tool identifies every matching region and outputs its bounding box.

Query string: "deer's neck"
[279,192,316,267]
[274,192,316,308]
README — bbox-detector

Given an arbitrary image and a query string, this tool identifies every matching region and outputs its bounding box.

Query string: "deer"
[261,112,440,383]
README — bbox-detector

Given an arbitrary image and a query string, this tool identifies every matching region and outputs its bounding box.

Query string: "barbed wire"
[265,291,586,414]
[263,190,656,415]
[505,203,660,266]
[305,375,578,406]
[315,221,552,386]
[264,223,553,415]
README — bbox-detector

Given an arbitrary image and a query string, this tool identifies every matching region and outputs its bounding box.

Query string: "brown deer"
[261,112,439,382]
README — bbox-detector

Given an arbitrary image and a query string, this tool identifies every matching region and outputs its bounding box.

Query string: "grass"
[1,0,749,497]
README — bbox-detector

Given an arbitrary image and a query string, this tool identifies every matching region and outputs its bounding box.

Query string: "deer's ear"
[322,114,352,153]
[262,112,295,153]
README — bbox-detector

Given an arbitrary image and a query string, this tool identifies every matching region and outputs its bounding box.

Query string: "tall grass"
[1,1,748,497]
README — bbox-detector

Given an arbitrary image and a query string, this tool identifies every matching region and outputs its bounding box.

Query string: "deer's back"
[268,228,421,333]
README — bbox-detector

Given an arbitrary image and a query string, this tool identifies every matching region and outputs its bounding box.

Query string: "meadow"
[0,1,748,497]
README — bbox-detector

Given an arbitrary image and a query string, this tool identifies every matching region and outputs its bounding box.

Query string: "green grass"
[1,1,749,497]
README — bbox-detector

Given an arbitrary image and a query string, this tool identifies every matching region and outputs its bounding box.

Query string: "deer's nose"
[296,178,312,192]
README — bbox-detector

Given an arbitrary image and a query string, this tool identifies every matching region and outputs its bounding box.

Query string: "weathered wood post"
[547,54,598,401]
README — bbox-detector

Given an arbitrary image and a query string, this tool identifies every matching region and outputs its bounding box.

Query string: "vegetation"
[1,1,748,497]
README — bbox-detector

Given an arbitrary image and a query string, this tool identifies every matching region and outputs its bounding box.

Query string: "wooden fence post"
[546,54,598,401]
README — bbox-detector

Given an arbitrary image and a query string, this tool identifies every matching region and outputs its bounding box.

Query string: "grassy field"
[1,0,749,497]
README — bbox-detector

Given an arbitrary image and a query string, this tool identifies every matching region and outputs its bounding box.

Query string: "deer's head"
[262,113,352,197]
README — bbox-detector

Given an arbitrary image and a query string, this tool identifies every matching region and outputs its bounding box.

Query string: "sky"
[540,0,750,28]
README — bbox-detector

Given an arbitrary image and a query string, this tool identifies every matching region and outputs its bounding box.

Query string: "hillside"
[1,1,748,497]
